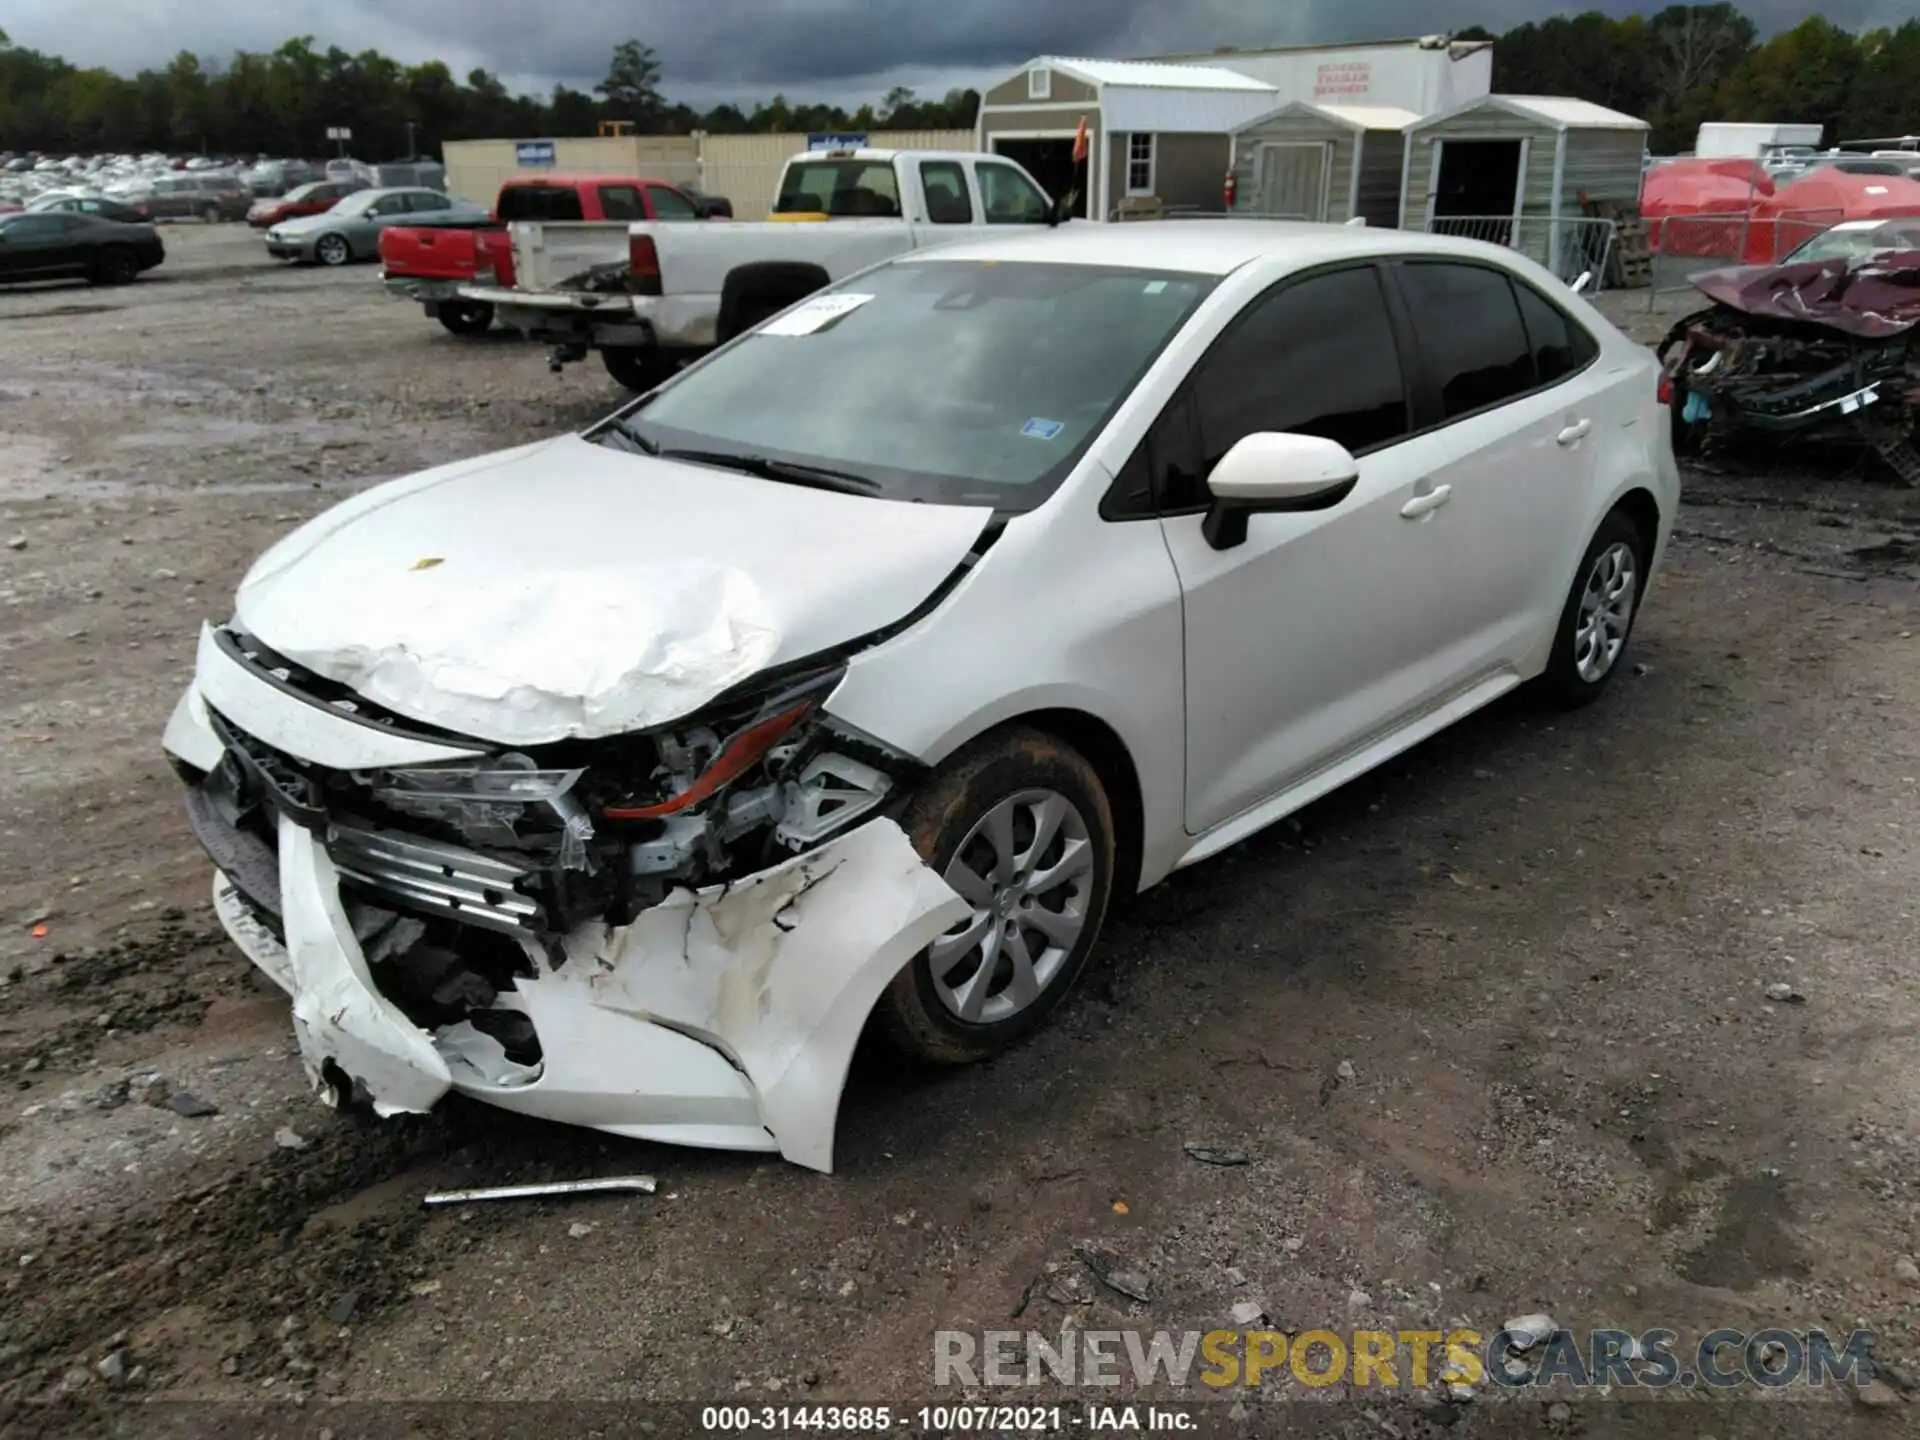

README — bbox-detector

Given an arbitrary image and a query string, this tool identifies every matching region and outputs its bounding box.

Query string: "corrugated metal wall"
[1562,128,1648,211]
[1402,109,1556,233]
[1231,114,1354,219]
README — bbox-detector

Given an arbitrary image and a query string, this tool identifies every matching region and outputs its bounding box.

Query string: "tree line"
[1,8,1915,160]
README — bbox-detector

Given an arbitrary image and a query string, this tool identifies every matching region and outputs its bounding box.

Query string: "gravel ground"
[1,226,1918,1436]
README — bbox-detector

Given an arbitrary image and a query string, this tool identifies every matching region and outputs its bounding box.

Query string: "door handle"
[1556,418,1592,446]
[1399,483,1453,519]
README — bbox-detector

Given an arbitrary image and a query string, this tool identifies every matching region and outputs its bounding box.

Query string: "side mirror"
[1202,432,1360,551]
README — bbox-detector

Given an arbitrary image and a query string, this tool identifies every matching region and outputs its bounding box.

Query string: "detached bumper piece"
[165,651,965,1171]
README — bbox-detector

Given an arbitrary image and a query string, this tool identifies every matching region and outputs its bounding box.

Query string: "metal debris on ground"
[1183,1143,1251,1166]
[421,1175,658,1206]
[1074,1242,1152,1304]
[163,1090,219,1117]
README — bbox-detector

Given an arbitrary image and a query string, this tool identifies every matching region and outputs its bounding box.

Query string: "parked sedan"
[0,210,164,285]
[25,192,150,224]
[247,179,369,229]
[264,188,490,266]
[162,222,1676,1172]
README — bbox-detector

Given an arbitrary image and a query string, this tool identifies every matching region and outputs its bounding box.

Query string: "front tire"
[876,728,1115,1065]
[91,246,137,286]
[314,233,351,267]
[602,345,678,392]
[1539,508,1649,709]
[437,300,493,336]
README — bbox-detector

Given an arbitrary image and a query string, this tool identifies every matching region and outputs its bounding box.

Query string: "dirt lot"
[0,225,1917,1435]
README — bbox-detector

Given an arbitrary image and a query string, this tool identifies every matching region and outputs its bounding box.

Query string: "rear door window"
[1510,278,1599,385]
[1392,262,1538,421]
[920,161,974,224]
[406,193,452,213]
[647,186,699,220]
[597,184,646,220]
[496,185,585,222]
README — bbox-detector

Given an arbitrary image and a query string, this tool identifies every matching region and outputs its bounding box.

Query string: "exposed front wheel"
[1539,508,1649,709]
[314,233,351,267]
[602,345,679,392]
[437,300,494,336]
[876,728,1116,1065]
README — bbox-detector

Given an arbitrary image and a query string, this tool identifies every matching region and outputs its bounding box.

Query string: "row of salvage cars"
[164,218,1686,1171]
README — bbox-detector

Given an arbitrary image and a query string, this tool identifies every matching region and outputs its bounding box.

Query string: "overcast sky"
[3,1,1906,108]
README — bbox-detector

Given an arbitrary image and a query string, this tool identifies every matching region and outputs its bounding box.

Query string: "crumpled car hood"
[1690,249,1920,338]
[234,434,994,745]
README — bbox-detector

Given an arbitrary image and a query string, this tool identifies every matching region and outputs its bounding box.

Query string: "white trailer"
[1694,122,1824,159]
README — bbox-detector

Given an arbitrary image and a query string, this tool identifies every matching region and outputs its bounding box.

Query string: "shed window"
[1127,134,1155,196]
[1028,68,1051,101]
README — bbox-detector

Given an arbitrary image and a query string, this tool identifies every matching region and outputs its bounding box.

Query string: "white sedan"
[163,222,1678,1170]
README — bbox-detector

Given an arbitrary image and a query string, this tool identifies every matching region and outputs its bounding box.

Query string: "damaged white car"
[164,222,1678,1170]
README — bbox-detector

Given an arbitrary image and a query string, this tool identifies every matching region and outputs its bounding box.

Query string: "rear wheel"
[1538,508,1650,709]
[602,346,679,392]
[875,728,1115,1065]
[437,301,493,336]
[91,246,137,286]
[314,233,351,267]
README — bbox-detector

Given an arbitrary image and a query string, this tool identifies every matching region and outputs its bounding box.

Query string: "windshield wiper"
[601,417,660,454]
[655,448,881,495]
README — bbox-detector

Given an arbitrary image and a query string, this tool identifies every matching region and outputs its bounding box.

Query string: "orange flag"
[1072,116,1089,165]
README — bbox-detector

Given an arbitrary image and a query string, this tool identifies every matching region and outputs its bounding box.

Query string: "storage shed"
[1401,95,1650,278]
[976,58,1278,219]
[1228,102,1418,223]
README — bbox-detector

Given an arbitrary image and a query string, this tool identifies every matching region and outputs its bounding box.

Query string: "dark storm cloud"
[6,0,1913,100]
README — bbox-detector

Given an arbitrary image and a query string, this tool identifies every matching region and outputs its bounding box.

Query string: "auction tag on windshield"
[759,293,874,336]
[1021,418,1065,440]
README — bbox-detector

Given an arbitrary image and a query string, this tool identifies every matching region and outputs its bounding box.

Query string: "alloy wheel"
[932,789,1094,1026]
[1574,541,1637,683]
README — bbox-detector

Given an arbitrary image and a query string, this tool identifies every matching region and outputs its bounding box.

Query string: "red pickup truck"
[380,174,722,336]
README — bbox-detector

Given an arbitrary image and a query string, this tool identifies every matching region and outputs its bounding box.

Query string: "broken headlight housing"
[371,756,596,871]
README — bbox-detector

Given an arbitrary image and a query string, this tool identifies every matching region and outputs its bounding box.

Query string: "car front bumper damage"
[162,644,967,1172]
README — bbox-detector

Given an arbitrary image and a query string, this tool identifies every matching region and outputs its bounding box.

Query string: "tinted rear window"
[1511,278,1599,385]
[1393,262,1538,421]
[497,185,585,222]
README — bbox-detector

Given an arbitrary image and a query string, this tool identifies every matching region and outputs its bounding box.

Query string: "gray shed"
[1401,95,1649,279]
[1228,102,1418,224]
[976,57,1279,219]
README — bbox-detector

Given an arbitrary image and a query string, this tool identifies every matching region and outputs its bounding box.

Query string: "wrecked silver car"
[1660,219,1920,484]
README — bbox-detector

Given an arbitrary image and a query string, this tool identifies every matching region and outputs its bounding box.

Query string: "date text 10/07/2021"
[700,1405,1196,1432]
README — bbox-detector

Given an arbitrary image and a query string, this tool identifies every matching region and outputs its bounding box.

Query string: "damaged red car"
[1660,218,1920,484]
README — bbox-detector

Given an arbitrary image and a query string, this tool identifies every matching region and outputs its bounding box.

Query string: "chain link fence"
[1644,206,1846,308]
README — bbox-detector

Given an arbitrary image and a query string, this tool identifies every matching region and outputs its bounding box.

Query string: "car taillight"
[1223,169,1237,210]
[628,234,662,296]
[1657,374,1674,406]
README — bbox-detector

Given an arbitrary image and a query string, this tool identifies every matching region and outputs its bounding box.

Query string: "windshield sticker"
[1143,280,1168,294]
[1020,418,1065,440]
[759,292,875,336]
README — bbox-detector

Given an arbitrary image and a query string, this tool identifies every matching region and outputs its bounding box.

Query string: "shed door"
[1256,142,1330,221]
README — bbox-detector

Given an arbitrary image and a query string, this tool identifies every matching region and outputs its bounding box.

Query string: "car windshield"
[610,259,1215,508]
[284,183,331,203]
[1787,224,1920,265]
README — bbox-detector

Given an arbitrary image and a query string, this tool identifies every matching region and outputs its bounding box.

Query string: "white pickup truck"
[463,147,1069,390]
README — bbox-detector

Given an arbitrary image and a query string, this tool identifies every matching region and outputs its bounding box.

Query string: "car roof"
[898,220,1546,277]
[500,173,678,187]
